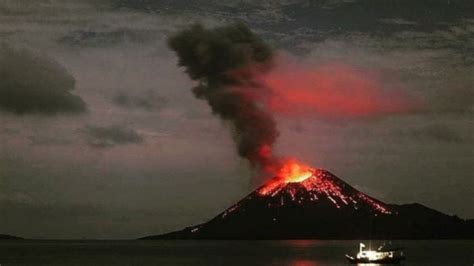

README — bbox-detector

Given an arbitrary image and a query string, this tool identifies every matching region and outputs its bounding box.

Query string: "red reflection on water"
[290,260,320,266]
[285,240,317,248]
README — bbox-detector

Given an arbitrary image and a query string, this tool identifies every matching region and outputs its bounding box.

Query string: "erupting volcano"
[145,24,474,240]
[144,160,474,239]
[257,160,390,215]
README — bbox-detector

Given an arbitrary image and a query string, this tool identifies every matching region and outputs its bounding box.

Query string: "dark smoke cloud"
[81,125,143,148]
[168,23,278,170]
[413,124,464,143]
[113,90,167,111]
[0,44,86,115]
[429,86,473,114]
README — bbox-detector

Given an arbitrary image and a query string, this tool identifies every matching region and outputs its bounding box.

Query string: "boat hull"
[345,254,405,264]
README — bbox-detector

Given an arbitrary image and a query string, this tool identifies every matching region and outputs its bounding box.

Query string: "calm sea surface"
[0,240,472,266]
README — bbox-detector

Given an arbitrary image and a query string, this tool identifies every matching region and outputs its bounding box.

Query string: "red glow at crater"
[258,159,314,195]
[278,159,313,183]
[255,159,391,214]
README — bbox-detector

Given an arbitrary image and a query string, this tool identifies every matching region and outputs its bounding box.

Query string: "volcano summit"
[144,162,474,240]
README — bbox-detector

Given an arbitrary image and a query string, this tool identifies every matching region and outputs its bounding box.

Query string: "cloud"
[81,125,143,148]
[391,121,469,144]
[112,90,167,111]
[429,86,474,114]
[379,18,417,26]
[0,0,103,13]
[28,134,74,146]
[0,44,86,115]
[412,124,465,143]
[299,20,474,115]
[58,29,160,48]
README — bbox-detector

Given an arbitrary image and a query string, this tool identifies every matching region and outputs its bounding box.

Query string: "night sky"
[1,0,473,239]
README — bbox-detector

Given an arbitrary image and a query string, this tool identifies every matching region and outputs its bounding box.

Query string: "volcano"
[144,162,474,240]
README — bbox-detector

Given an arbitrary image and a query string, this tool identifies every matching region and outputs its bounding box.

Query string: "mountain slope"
[143,168,473,239]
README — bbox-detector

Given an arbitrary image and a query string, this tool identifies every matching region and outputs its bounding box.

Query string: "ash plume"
[168,23,278,171]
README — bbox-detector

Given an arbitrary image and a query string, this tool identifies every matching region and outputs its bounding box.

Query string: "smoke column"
[168,23,421,178]
[168,23,279,172]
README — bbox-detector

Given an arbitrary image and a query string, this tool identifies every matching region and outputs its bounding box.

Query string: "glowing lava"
[256,159,391,214]
[258,159,314,195]
[278,159,313,183]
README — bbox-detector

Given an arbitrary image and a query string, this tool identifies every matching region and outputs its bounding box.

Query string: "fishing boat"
[345,243,405,264]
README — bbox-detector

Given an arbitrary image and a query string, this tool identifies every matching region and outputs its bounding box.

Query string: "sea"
[0,240,472,266]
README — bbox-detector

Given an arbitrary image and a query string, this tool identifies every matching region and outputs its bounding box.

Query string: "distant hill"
[0,234,23,240]
[143,169,474,240]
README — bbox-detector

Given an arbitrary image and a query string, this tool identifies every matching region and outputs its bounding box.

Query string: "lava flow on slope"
[145,159,474,239]
[150,160,398,239]
[255,159,391,214]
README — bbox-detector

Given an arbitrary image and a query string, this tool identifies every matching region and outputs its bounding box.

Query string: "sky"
[0,0,473,239]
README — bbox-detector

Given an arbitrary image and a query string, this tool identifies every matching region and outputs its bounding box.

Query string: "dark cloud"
[393,122,467,143]
[0,127,19,135]
[59,29,160,48]
[379,18,417,25]
[429,86,474,114]
[0,0,102,16]
[112,0,474,36]
[81,125,143,148]
[112,90,167,111]
[0,44,86,115]
[413,124,465,143]
[28,135,74,146]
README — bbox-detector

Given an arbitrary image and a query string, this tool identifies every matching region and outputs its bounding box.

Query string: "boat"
[345,242,405,264]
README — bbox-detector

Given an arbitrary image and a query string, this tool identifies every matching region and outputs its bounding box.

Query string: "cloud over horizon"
[0,44,86,115]
[113,90,167,111]
[81,125,144,148]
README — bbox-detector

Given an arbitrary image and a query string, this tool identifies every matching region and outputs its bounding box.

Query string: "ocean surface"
[0,240,472,266]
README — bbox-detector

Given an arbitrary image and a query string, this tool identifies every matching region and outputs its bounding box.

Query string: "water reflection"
[285,240,318,247]
[284,240,322,266]
[289,259,320,266]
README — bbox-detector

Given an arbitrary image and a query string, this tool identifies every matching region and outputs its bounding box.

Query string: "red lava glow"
[259,159,314,195]
[256,159,391,214]
[254,59,422,118]
[279,159,313,183]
